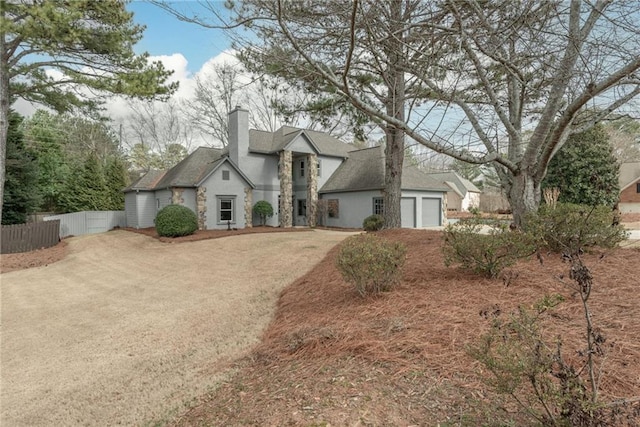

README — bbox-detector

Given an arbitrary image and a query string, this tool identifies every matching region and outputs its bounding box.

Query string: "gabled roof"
[619,162,640,191]
[320,145,448,193]
[425,171,481,196]
[248,126,352,158]
[123,169,167,192]
[154,147,224,188]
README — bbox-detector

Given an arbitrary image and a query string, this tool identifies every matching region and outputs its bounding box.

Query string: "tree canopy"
[156,0,640,226]
[1,0,178,219]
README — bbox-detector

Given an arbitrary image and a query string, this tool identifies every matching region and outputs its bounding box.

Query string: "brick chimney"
[228,106,249,167]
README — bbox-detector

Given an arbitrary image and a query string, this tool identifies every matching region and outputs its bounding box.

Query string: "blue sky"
[127,1,232,73]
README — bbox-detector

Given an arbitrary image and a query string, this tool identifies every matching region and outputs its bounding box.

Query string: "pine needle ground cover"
[170,229,640,426]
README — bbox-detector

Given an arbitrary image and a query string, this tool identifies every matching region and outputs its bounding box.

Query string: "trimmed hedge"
[155,204,198,237]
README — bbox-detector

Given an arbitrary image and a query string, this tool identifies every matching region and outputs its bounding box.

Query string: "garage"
[421,197,441,227]
[401,197,416,228]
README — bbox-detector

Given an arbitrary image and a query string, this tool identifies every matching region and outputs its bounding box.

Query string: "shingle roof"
[320,145,449,193]
[248,126,351,158]
[123,169,167,192]
[426,171,481,196]
[619,162,640,190]
[154,147,224,188]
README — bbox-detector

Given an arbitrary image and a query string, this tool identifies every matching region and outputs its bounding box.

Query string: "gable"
[284,133,319,154]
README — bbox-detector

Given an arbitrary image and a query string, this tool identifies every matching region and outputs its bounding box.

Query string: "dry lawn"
[171,229,640,426]
[0,229,356,426]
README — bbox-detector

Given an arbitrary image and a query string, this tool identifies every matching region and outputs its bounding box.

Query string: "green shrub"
[252,200,274,226]
[524,203,628,253]
[362,214,384,231]
[336,234,406,297]
[155,204,198,237]
[442,218,537,278]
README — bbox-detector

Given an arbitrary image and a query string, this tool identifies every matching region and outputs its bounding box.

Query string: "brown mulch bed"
[1,240,68,274]
[171,229,640,426]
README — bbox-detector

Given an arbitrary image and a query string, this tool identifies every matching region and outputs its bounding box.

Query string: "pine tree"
[2,112,40,224]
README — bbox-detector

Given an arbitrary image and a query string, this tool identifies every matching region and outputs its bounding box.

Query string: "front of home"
[125,107,448,229]
[619,162,640,213]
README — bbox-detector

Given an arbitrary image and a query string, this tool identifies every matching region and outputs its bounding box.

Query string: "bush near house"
[253,200,274,226]
[362,214,384,231]
[154,204,198,237]
[336,234,406,297]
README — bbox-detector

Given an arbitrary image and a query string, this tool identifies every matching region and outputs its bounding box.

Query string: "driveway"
[1,229,355,426]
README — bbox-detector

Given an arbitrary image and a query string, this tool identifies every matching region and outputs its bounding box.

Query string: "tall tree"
[124,99,192,166]
[2,111,40,224]
[104,156,129,210]
[603,117,640,163]
[542,124,619,207]
[0,0,177,220]
[158,0,640,226]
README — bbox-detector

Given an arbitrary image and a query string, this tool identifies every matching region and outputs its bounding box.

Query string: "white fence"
[44,211,126,238]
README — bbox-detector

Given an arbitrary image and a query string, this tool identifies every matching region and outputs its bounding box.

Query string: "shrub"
[524,203,628,253]
[252,200,274,226]
[442,218,537,278]
[154,204,198,237]
[336,234,406,297]
[362,214,384,231]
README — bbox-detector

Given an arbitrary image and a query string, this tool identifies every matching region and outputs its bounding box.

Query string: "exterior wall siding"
[124,192,138,228]
[201,166,249,229]
[137,192,158,228]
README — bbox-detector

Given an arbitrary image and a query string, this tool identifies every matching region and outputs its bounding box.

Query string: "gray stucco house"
[124,107,448,229]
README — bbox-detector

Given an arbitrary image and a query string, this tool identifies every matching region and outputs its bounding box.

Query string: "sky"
[127,1,233,74]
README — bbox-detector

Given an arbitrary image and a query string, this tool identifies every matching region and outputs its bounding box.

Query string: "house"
[124,107,448,229]
[425,171,481,212]
[618,162,640,213]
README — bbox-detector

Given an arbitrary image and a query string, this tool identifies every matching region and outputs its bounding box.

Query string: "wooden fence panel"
[1,220,60,254]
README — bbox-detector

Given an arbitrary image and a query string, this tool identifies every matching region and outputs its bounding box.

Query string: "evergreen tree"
[60,155,108,212]
[1,0,178,220]
[542,124,619,207]
[104,156,129,210]
[2,112,40,224]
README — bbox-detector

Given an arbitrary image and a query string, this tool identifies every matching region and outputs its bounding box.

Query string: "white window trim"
[217,196,236,224]
[373,197,384,216]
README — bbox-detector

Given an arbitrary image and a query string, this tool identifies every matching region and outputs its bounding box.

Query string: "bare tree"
[155,0,640,226]
[123,99,193,170]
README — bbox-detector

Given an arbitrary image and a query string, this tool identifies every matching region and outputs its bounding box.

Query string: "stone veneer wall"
[279,150,293,227]
[306,153,318,227]
[441,192,448,226]
[171,188,184,205]
[196,186,207,230]
[244,187,253,228]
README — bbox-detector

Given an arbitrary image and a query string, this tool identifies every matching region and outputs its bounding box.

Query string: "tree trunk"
[382,0,405,229]
[0,26,10,223]
[507,170,541,227]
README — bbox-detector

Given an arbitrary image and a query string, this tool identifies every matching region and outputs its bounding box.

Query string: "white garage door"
[401,197,416,228]
[421,197,441,227]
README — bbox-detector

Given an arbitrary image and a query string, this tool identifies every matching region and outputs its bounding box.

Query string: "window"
[317,159,321,177]
[222,170,230,181]
[218,197,235,223]
[637,182,640,193]
[298,199,307,216]
[373,197,384,215]
[300,160,305,177]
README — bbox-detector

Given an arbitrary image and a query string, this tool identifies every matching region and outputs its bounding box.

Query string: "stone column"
[196,186,207,230]
[279,150,293,228]
[441,193,448,226]
[171,188,184,205]
[306,153,318,227]
[244,187,253,228]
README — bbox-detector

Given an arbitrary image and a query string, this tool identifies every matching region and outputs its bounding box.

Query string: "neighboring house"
[426,171,481,212]
[619,162,640,213]
[124,107,448,229]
